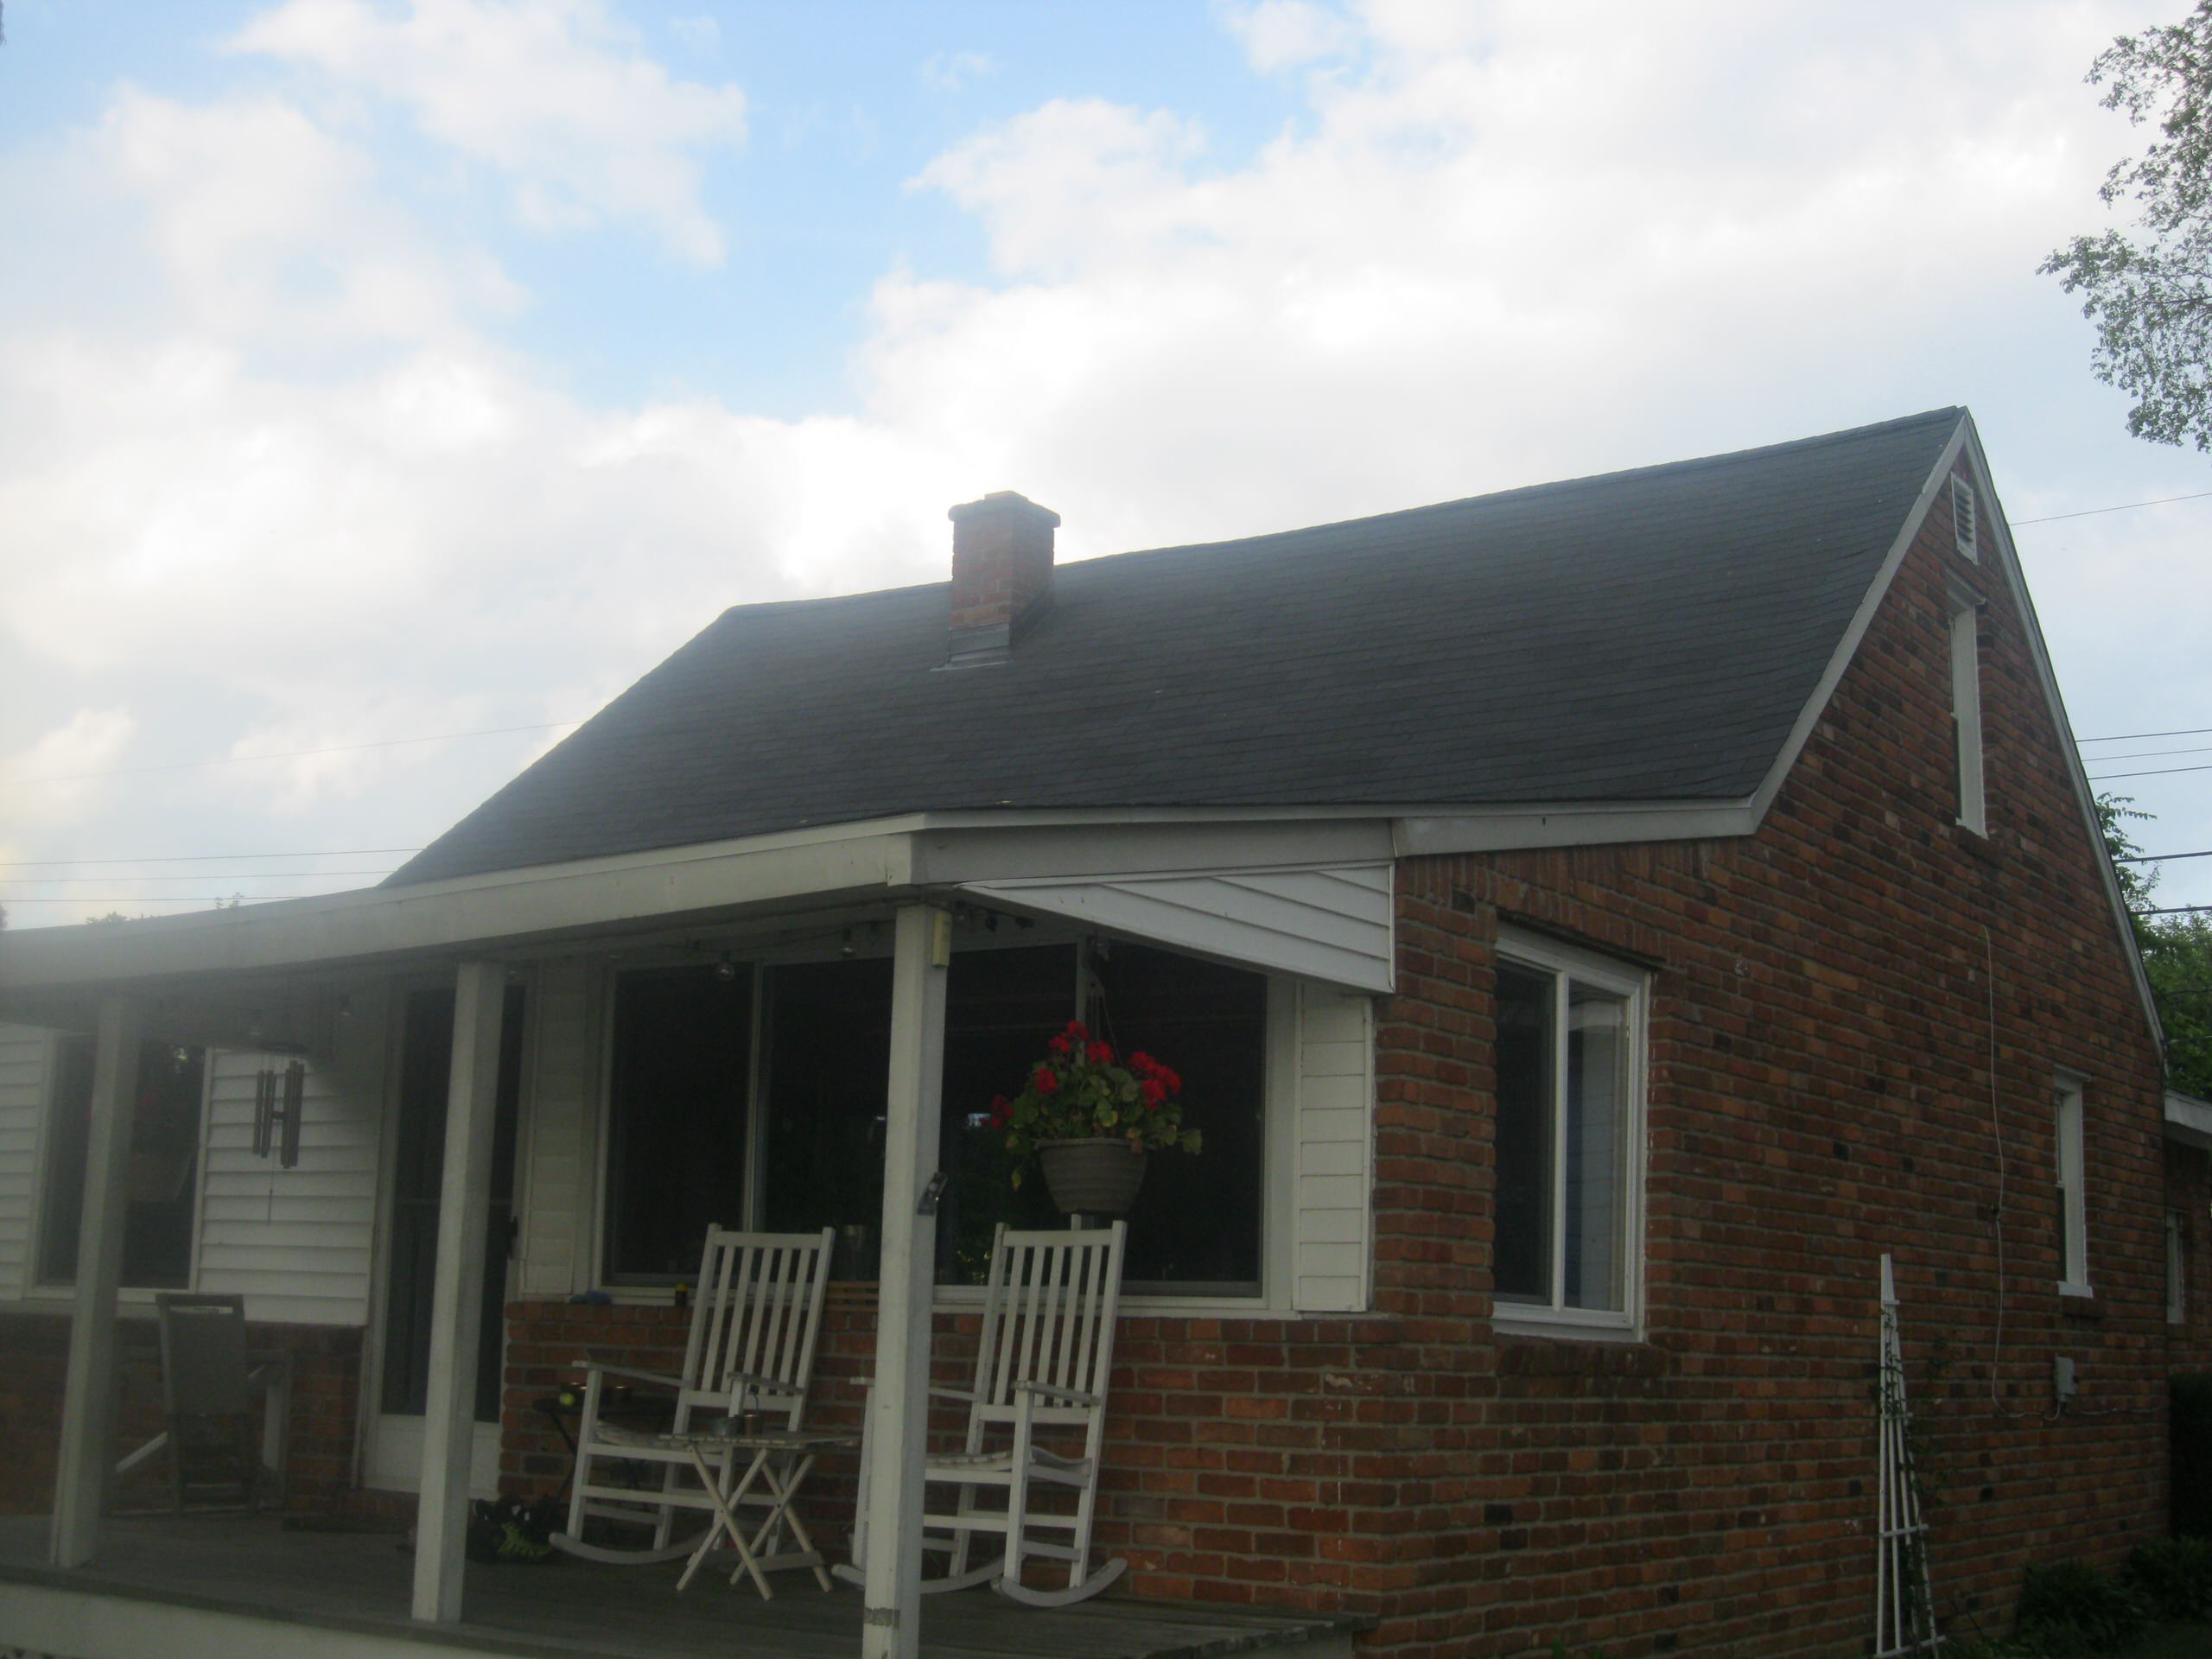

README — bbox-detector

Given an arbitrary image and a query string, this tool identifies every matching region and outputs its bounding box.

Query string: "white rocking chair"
[845,1220,1128,1606]
[553,1225,835,1567]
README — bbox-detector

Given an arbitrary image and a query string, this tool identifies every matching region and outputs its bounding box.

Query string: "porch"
[0,1513,1363,1659]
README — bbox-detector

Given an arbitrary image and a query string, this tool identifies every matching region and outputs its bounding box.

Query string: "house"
[0,405,2199,1659]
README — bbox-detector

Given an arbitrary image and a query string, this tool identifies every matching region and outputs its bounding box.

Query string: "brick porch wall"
[0,1313,360,1516]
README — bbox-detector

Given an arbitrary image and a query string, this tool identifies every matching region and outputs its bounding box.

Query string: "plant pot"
[1037,1137,1147,1217]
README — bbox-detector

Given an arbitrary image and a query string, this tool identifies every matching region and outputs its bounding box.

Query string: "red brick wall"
[488,463,2175,1656]
[0,1313,359,1515]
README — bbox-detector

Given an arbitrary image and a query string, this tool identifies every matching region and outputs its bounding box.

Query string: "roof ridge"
[1098,406,1967,568]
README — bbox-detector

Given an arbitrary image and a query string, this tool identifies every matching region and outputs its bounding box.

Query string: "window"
[602,964,756,1281]
[1492,930,1644,1332]
[1948,587,1986,836]
[2169,1209,2188,1326]
[1951,476,1979,563]
[609,936,1274,1297]
[38,1037,205,1289]
[2054,1074,2089,1295]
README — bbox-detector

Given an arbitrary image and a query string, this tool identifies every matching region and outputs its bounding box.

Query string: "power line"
[2115,849,2212,863]
[2134,903,2212,916]
[2086,762,2212,782]
[0,898,292,906]
[0,849,420,866]
[3,720,583,785]
[4,871,395,882]
[2013,489,2212,524]
[2078,743,2212,765]
[2078,726,2212,744]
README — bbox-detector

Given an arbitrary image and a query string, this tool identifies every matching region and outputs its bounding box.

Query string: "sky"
[3,0,2210,928]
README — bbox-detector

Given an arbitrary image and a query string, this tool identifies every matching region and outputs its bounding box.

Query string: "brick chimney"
[945,491,1059,667]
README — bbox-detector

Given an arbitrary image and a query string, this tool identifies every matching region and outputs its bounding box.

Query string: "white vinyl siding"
[196,986,391,1325]
[517,957,599,1298]
[1293,986,1373,1312]
[957,862,1394,994]
[0,1024,53,1300]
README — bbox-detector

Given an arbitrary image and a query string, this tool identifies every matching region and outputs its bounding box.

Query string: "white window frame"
[2168,1208,2187,1326]
[587,934,1307,1313]
[29,1029,212,1302]
[1490,926,1649,1341]
[2054,1071,2090,1297]
[1948,582,1986,837]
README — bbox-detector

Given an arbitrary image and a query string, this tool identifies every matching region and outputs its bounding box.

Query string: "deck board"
[0,1516,1360,1659]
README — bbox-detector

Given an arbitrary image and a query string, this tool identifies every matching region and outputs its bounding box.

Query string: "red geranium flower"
[1048,1033,1071,1056]
[1088,1040,1114,1065]
[1141,1077,1164,1106]
[1032,1066,1059,1095]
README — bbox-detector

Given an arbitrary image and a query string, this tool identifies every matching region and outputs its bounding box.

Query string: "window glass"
[1091,943,1268,1294]
[2169,1210,2188,1326]
[1492,963,1554,1304]
[760,957,894,1278]
[937,945,1071,1285]
[603,964,754,1281]
[1564,982,1629,1313]
[2054,1077,2088,1290]
[39,1038,204,1289]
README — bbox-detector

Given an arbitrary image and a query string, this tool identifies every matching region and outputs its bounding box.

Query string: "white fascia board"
[1957,419,2164,1052]
[2165,1090,2212,1150]
[1745,415,1971,826]
[0,822,918,993]
[911,818,1395,883]
[1394,799,1757,855]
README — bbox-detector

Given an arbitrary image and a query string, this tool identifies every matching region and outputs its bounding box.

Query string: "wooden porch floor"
[0,1515,1361,1659]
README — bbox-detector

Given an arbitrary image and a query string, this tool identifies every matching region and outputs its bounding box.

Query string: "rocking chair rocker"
[843,1220,1128,1606]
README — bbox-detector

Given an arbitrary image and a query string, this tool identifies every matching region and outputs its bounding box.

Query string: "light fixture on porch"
[251,1055,307,1170]
[715,950,738,984]
[840,928,856,958]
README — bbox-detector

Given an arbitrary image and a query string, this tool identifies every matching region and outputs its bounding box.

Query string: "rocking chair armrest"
[575,1361,685,1392]
[927,1386,977,1403]
[1012,1381,1101,1408]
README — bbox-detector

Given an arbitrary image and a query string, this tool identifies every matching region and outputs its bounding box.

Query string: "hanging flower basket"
[1037,1137,1149,1217]
[989,1020,1199,1218]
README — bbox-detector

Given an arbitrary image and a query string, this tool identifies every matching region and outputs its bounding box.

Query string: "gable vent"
[1951,476,1978,563]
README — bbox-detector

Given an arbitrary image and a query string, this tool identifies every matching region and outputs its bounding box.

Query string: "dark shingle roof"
[386,408,1962,886]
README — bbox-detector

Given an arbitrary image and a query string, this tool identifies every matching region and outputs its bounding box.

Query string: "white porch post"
[50,996,143,1567]
[861,905,950,1659]
[411,960,505,1624]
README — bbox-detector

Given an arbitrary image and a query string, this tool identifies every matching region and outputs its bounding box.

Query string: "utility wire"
[5,871,396,882]
[2115,849,2212,863]
[2133,903,2212,917]
[2078,726,2212,744]
[2013,489,2212,524]
[2086,762,2212,781]
[2077,743,2212,765]
[0,849,420,866]
[3,720,582,785]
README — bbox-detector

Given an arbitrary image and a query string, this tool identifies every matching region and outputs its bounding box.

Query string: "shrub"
[2014,1560,2151,1657]
[2126,1534,2212,1619]
[2177,1372,2212,1537]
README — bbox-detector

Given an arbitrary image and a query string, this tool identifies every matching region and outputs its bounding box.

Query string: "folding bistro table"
[611,1423,855,1599]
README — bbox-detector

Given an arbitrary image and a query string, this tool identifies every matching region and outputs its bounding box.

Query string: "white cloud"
[920,50,996,94]
[231,0,747,264]
[1222,1,1355,73]
[670,15,719,54]
[3,709,138,828]
[7,0,2212,923]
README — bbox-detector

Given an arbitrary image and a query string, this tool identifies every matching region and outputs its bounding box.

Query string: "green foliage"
[2098,794,2212,1098]
[995,1019,1199,1188]
[2126,1535,2212,1618]
[2015,1560,2152,1656]
[2043,2,2212,451]
[2175,1373,2212,1536]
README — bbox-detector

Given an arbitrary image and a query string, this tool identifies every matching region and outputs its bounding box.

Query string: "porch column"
[861,905,950,1659]
[411,960,506,1624]
[50,995,143,1567]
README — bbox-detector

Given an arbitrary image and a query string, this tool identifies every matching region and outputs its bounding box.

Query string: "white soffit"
[2166,1090,2212,1151]
[957,862,1395,993]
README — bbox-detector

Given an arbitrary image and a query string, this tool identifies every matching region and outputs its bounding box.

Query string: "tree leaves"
[2044,2,2212,450]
